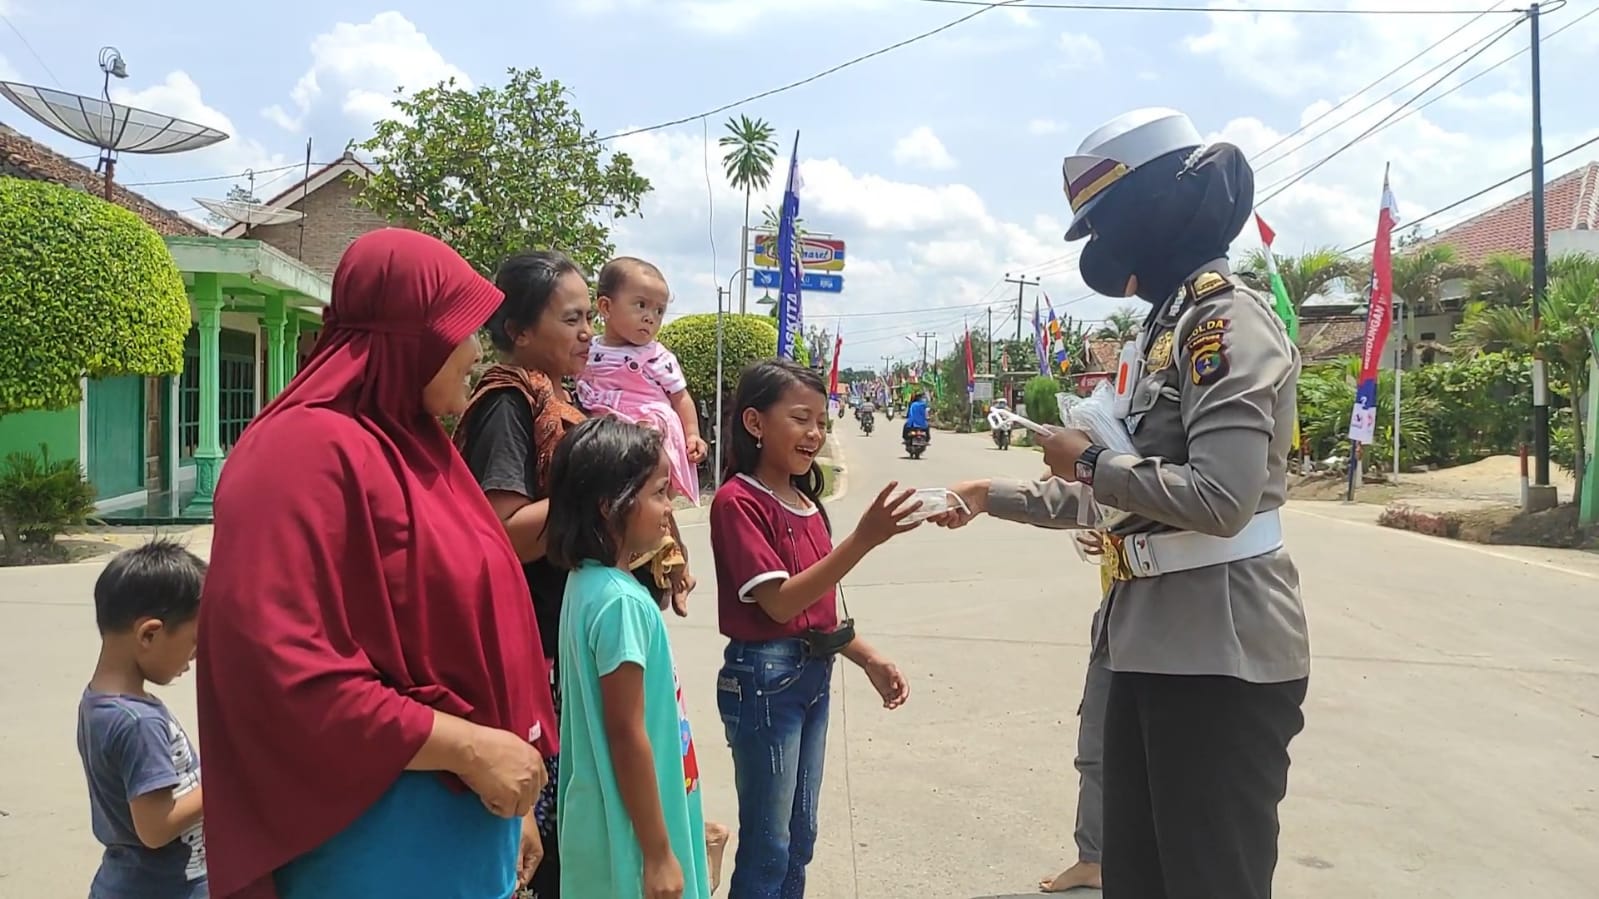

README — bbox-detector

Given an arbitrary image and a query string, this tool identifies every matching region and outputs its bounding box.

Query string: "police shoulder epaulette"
[1187,271,1231,303]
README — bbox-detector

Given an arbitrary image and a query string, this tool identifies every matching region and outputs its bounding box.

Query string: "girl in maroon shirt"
[708,359,921,899]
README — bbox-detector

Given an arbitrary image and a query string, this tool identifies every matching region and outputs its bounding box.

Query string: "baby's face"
[602,274,670,345]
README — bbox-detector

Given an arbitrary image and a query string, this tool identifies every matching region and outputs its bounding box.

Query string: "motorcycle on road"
[904,427,930,460]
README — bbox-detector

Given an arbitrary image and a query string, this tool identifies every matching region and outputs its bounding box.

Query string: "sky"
[2,0,1596,368]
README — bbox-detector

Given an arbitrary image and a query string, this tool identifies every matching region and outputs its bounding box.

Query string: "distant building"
[0,120,329,519]
[220,150,391,278]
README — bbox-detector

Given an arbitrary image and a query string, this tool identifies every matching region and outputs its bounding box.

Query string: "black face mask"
[1075,144,1255,305]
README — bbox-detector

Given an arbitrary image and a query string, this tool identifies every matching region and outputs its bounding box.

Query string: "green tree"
[205,183,263,229]
[1239,247,1359,311]
[1453,253,1599,498]
[0,180,189,414]
[356,68,651,277]
[720,115,778,312]
[1297,358,1435,472]
[658,312,778,416]
[1094,305,1142,341]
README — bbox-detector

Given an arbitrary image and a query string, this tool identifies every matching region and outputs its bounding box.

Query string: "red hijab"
[195,229,556,898]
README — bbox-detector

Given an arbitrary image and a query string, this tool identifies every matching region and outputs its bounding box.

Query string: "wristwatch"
[1075,445,1105,485]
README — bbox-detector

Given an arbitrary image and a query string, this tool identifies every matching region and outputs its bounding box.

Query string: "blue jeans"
[717,639,833,899]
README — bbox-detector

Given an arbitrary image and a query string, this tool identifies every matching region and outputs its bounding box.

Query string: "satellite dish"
[0,48,229,201]
[194,198,303,228]
[0,81,228,155]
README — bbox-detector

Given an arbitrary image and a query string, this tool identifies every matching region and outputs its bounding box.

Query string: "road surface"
[3,424,1597,897]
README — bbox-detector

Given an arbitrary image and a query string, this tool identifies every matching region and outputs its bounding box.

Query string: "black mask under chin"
[1077,143,1255,305]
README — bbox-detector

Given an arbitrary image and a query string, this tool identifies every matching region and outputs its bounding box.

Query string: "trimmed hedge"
[0,179,190,413]
[659,313,779,404]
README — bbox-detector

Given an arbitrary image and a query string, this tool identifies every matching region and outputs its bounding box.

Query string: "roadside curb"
[819,429,850,504]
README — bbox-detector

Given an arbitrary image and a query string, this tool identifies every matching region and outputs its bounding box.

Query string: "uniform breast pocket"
[1125,372,1166,434]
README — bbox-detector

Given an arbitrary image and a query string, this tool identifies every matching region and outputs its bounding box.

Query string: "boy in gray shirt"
[76,539,208,898]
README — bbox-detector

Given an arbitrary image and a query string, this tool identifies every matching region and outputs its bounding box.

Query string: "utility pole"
[912,331,936,371]
[1005,273,1040,345]
[1529,1,1551,488]
[738,225,750,315]
[713,285,728,489]
[986,306,995,375]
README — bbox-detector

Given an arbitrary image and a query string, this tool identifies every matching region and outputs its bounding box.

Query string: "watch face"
[1076,459,1094,483]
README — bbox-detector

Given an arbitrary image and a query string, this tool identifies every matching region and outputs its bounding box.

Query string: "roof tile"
[0,120,205,236]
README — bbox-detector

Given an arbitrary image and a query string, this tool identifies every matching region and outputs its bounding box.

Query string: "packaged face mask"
[901,487,969,524]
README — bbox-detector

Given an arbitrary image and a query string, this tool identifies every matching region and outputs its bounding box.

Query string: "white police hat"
[1062,107,1204,241]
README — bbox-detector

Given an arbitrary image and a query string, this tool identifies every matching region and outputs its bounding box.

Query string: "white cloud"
[1182,1,1521,101]
[892,126,957,171]
[568,0,1038,38]
[1057,32,1105,70]
[1027,118,1069,136]
[0,51,15,82]
[110,71,290,191]
[607,128,1091,367]
[263,12,470,133]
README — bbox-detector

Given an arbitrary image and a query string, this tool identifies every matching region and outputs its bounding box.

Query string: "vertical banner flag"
[1254,213,1299,341]
[828,328,843,399]
[775,132,804,360]
[1032,299,1049,376]
[1349,166,1399,445]
[1256,212,1303,452]
[964,321,976,397]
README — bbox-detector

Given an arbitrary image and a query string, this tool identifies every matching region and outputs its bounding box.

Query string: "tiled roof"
[1299,315,1368,363]
[0,120,205,236]
[1085,338,1122,371]
[1422,161,1599,265]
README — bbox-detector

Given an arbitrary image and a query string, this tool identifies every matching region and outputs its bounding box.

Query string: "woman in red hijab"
[195,228,558,898]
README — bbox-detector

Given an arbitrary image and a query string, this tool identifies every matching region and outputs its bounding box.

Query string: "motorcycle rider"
[902,391,929,444]
[857,398,877,433]
[987,397,1012,449]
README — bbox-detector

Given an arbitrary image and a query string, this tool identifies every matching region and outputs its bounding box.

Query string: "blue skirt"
[275,771,520,899]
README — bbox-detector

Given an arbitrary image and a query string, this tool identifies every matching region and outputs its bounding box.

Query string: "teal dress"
[557,561,711,899]
[274,771,520,899]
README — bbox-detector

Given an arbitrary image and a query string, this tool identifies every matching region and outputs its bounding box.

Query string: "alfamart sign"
[752,234,847,272]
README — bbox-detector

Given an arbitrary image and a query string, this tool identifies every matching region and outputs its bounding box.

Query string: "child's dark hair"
[488,250,586,353]
[545,417,666,570]
[596,256,666,300]
[94,538,207,635]
[724,358,831,528]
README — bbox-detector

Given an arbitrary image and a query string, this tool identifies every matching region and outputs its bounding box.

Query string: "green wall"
[0,405,81,466]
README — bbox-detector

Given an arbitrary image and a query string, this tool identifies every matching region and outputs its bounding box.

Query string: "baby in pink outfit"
[577,257,707,504]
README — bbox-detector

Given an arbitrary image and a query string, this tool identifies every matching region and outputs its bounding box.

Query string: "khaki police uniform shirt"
[987,259,1310,684]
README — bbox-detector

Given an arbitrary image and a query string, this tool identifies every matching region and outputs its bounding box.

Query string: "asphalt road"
[3,423,1597,897]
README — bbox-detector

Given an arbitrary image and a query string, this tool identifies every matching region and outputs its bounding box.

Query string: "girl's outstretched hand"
[928,479,989,530]
[856,482,922,547]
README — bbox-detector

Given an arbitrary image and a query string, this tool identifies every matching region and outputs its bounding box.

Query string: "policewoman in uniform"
[939,107,1310,899]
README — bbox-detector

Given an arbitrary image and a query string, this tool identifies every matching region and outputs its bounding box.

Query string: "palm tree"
[1094,305,1142,341]
[719,115,779,313]
[1239,247,1359,311]
[1471,252,1533,306]
[1454,252,1599,499]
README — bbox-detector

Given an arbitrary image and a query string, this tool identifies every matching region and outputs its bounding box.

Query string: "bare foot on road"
[1040,860,1102,892]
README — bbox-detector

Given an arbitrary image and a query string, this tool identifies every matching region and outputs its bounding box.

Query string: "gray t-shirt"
[76,690,208,899]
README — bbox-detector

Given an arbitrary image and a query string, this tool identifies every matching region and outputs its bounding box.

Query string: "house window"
[177,328,258,460]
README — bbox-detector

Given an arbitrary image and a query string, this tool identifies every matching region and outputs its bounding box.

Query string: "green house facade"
[0,237,331,522]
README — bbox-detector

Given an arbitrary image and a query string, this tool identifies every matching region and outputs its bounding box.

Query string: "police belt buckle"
[1103,534,1136,582]
[1118,510,1286,579]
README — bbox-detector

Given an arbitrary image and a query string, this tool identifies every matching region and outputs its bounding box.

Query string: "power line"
[1339,131,1599,255]
[0,12,62,87]
[1256,13,1525,205]
[1249,1,1512,167]
[1258,1,1595,190]
[596,0,1024,143]
[1253,3,1515,172]
[911,0,1522,13]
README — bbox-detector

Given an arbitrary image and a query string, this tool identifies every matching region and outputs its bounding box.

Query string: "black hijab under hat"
[1077,143,1255,305]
